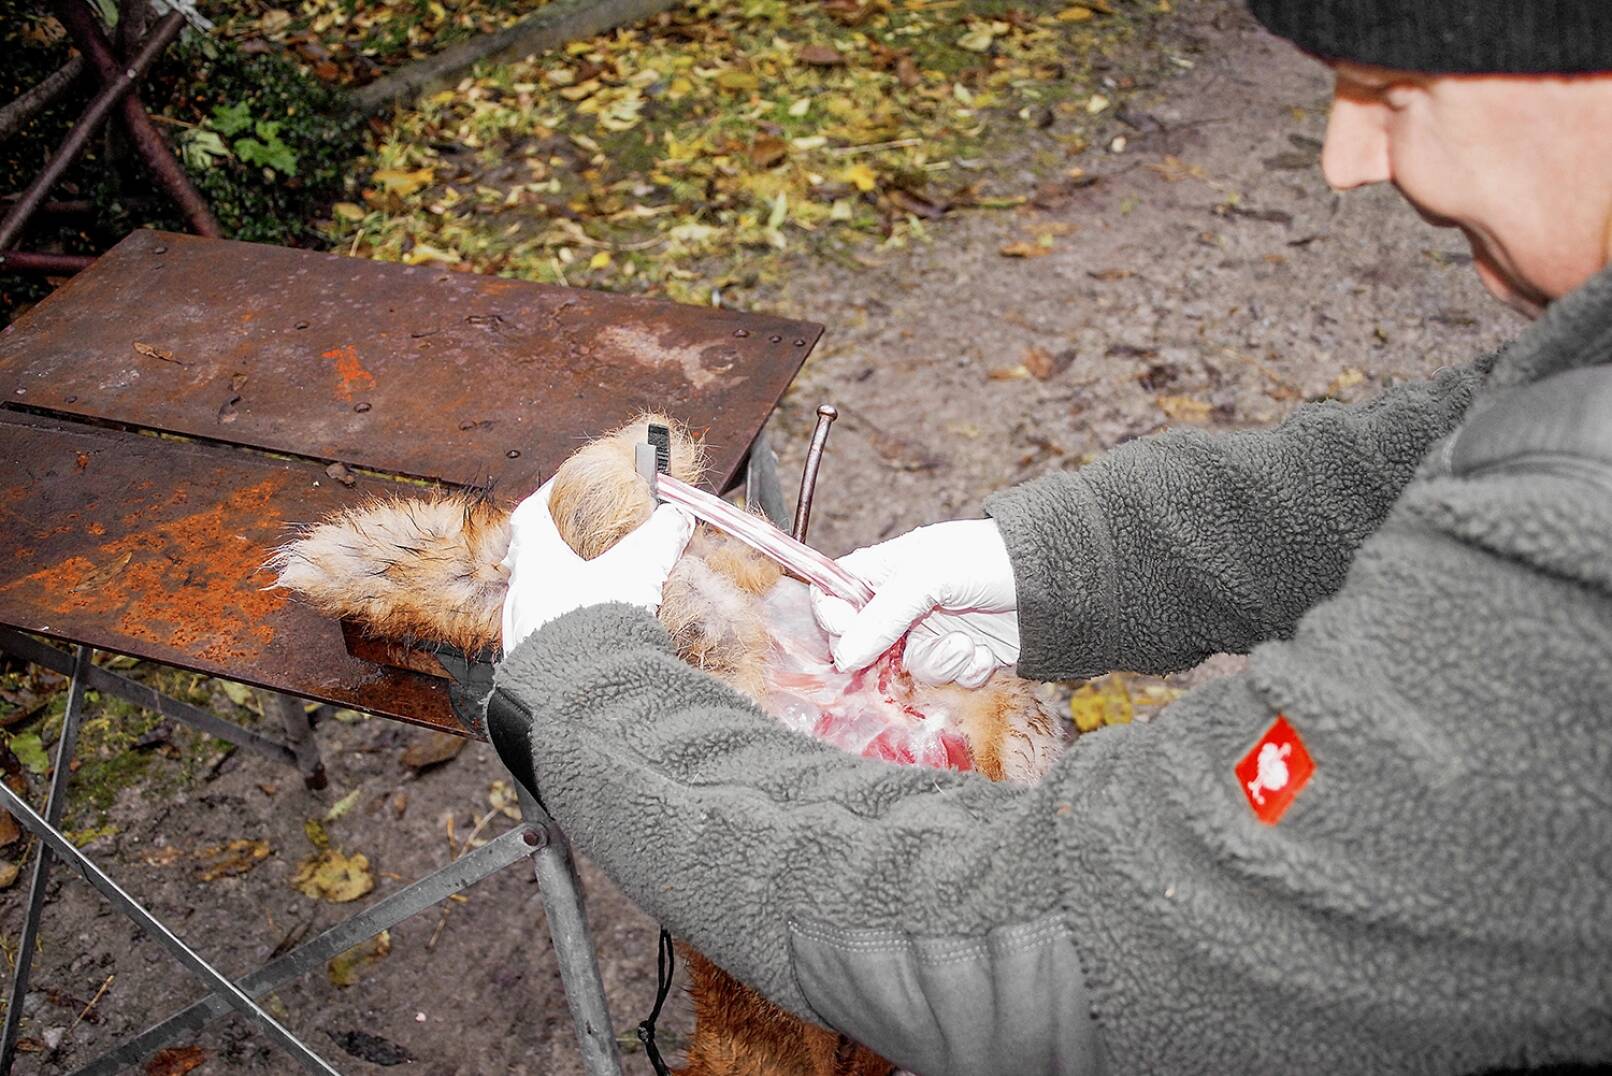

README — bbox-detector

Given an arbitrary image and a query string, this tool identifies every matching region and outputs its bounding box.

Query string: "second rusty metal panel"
[0,231,821,496]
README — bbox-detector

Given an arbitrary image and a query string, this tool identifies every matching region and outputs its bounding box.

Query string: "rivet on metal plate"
[734,329,749,338]
[295,321,309,330]
[506,449,521,459]
[769,335,782,344]
[353,402,371,413]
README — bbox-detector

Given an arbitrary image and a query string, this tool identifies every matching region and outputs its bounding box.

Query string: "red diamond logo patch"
[1235,715,1313,825]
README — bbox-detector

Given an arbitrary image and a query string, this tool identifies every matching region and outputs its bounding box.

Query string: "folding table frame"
[0,230,820,1073]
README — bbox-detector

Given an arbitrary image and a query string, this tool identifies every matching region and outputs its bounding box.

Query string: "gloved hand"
[500,478,695,653]
[810,518,1020,687]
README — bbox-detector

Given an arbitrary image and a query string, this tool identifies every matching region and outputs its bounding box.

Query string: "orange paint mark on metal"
[0,477,289,661]
[321,345,378,401]
[87,522,105,536]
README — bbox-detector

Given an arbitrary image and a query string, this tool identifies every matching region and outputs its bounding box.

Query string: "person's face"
[1321,60,1612,318]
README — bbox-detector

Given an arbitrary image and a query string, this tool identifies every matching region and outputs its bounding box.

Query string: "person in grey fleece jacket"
[489,5,1612,1073]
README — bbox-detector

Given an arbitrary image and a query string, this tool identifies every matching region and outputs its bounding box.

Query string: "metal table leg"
[0,629,299,770]
[519,787,623,1076]
[744,425,791,530]
[0,648,339,1075]
[70,825,545,1076]
[0,645,90,1072]
[256,690,330,791]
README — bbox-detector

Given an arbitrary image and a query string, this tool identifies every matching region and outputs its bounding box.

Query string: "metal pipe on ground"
[53,0,221,238]
[0,250,96,274]
[353,0,681,114]
[0,10,185,252]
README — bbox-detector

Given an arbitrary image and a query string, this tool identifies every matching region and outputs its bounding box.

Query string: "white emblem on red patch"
[1235,715,1313,825]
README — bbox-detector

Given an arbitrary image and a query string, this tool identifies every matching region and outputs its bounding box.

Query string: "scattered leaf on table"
[0,861,18,889]
[0,809,19,848]
[292,848,375,903]
[400,730,466,773]
[1156,394,1213,423]
[144,1045,206,1076]
[304,817,330,851]
[195,838,271,882]
[324,462,358,488]
[988,364,1031,381]
[1070,675,1134,733]
[9,733,49,775]
[73,551,133,592]
[133,342,183,365]
[327,930,390,988]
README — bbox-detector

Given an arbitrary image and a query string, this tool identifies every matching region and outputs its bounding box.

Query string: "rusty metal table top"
[0,231,821,732]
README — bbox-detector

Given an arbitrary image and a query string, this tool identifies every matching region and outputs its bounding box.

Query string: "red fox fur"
[271,415,1064,1076]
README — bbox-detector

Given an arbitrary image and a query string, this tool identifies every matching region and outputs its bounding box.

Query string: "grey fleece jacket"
[493,266,1612,1075]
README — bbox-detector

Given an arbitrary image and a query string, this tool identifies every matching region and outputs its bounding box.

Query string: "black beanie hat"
[1246,0,1612,75]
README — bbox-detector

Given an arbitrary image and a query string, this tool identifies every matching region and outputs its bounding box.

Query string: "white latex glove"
[810,518,1020,688]
[500,478,695,653]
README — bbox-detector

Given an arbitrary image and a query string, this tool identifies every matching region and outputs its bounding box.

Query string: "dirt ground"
[1,1,1520,1073]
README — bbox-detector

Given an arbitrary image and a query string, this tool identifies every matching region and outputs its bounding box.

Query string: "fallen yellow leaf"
[195,838,271,882]
[370,168,435,197]
[999,240,1053,258]
[840,162,878,192]
[1156,394,1213,422]
[327,931,390,987]
[292,848,375,903]
[1070,675,1134,733]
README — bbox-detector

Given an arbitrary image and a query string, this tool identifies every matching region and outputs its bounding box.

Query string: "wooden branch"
[0,56,85,143]
[352,0,681,116]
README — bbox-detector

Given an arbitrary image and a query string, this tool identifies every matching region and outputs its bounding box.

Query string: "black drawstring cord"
[637,927,676,1076]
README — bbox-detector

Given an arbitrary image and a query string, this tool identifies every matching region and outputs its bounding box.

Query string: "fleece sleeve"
[492,603,1100,1076]
[984,360,1488,680]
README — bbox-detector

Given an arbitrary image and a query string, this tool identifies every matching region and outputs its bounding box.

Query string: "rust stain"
[321,344,378,402]
[0,477,289,663]
[87,522,105,536]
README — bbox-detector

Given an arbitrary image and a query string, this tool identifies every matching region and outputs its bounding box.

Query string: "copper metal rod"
[0,56,84,142]
[0,250,96,274]
[791,404,837,542]
[55,0,221,238]
[0,10,184,252]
